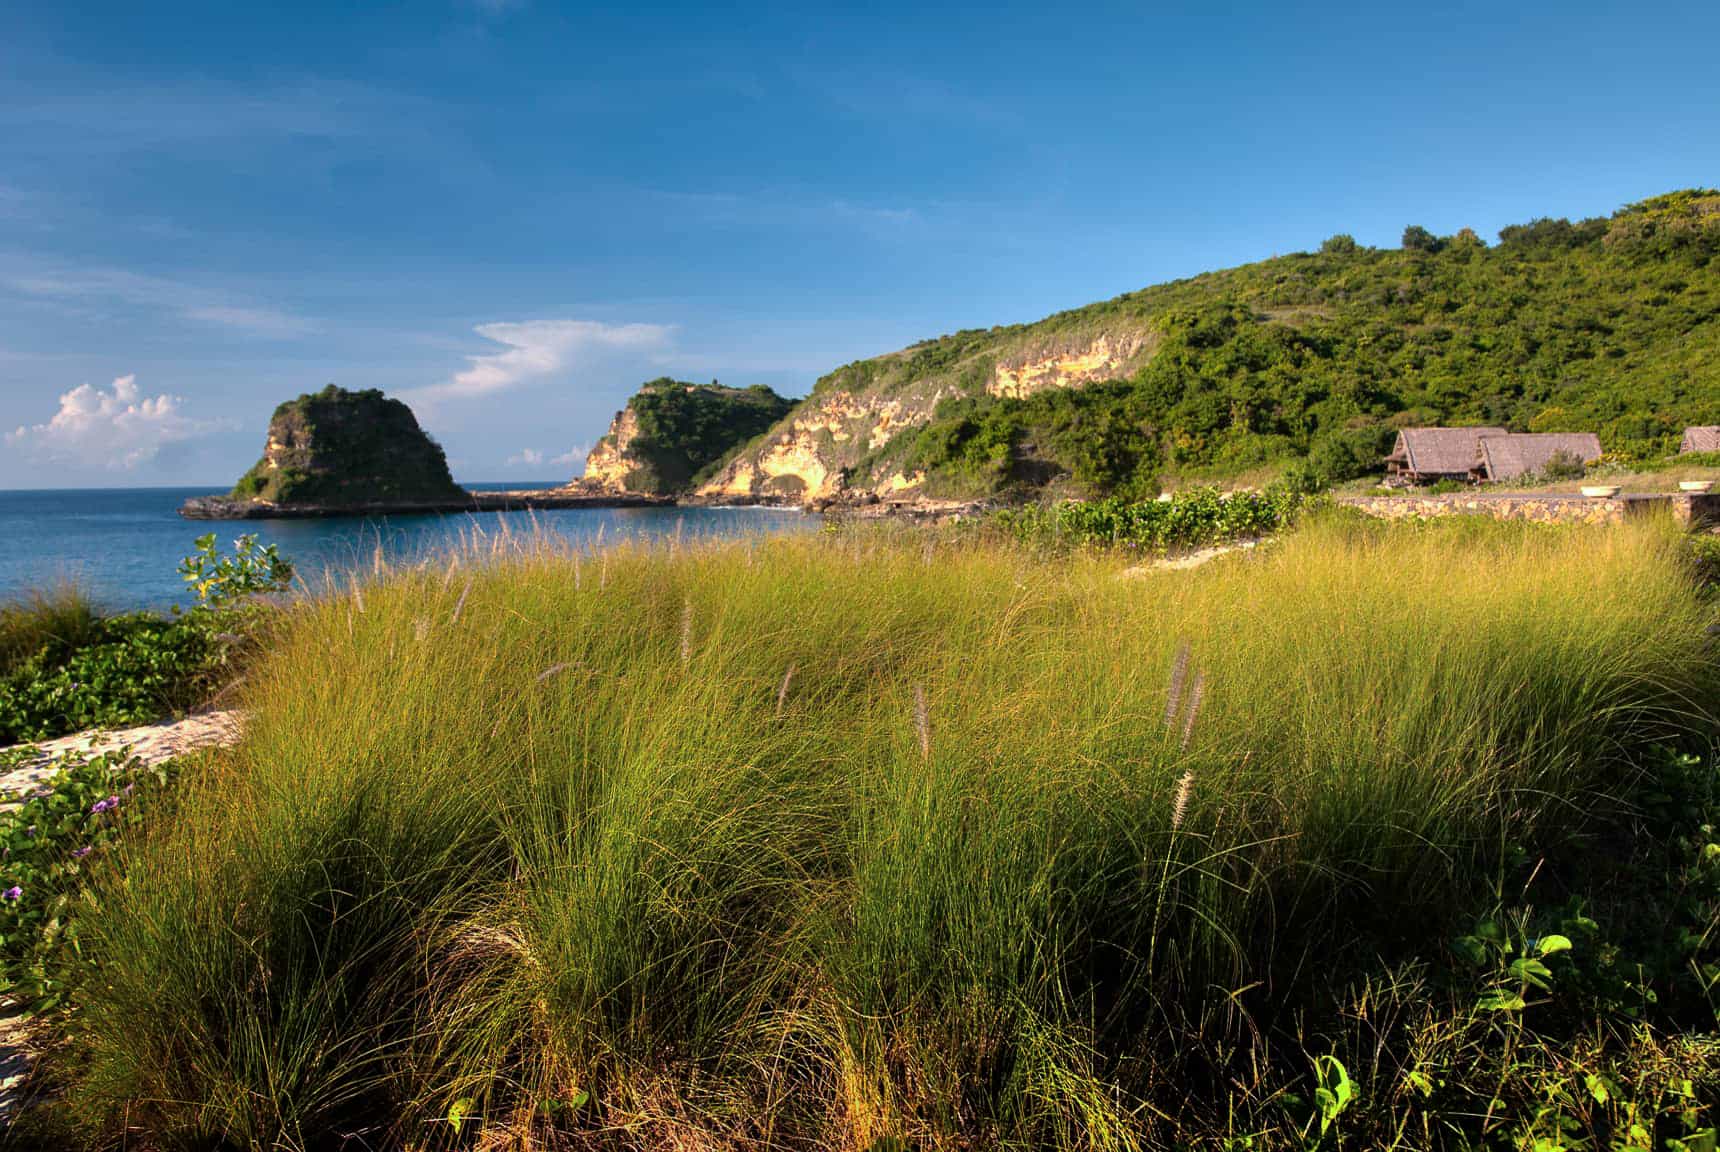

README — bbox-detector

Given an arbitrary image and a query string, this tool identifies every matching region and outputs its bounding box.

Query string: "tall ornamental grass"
[65,518,1717,1149]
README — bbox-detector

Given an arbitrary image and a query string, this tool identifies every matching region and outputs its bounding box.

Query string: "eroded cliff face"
[989,333,1152,399]
[694,326,1159,502]
[581,407,642,490]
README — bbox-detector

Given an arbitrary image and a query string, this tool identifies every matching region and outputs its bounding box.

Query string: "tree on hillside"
[1401,225,1443,252]
[1321,234,1359,254]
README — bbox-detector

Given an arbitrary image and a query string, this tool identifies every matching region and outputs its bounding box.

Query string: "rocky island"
[181,385,666,519]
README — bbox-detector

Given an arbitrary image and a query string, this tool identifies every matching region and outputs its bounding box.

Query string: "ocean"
[0,485,818,610]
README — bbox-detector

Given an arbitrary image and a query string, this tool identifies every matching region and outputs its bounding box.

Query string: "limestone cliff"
[580,378,795,495]
[694,323,1159,502]
[230,385,462,507]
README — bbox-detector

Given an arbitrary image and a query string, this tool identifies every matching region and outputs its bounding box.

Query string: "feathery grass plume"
[775,663,796,718]
[573,553,581,591]
[1180,669,1206,750]
[451,577,472,625]
[350,574,366,615]
[600,553,608,590]
[914,683,931,758]
[1163,640,1190,729]
[674,516,686,552]
[922,539,935,567]
[440,555,460,592]
[413,616,429,643]
[679,597,693,666]
[536,662,572,683]
[372,542,385,577]
[1171,770,1194,831]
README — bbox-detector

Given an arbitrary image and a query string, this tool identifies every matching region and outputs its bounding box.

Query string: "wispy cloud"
[6,375,234,470]
[407,319,673,403]
[1,255,314,337]
[0,76,399,152]
[641,187,923,233]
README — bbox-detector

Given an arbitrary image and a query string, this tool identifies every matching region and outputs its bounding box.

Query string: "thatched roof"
[1682,426,1720,453]
[1386,427,1507,477]
[1474,433,1603,482]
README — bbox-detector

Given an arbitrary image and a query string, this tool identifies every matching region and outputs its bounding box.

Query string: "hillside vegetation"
[26,519,1720,1149]
[710,190,1720,501]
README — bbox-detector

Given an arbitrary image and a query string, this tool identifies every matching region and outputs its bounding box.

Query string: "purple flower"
[23,826,34,839]
[122,783,136,797]
[3,887,20,901]
[72,846,92,859]
[90,796,118,815]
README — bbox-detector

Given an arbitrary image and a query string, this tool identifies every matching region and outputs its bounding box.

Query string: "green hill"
[697,189,1720,501]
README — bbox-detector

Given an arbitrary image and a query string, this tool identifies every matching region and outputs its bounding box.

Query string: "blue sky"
[2,0,1716,489]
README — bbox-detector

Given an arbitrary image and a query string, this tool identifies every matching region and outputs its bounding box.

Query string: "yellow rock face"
[695,330,1156,502]
[581,408,641,489]
[990,334,1149,399]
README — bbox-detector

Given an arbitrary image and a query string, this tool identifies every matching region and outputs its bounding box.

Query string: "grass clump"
[29,518,1720,1148]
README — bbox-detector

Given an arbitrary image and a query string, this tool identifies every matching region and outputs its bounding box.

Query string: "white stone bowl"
[1580,485,1622,498]
[1678,480,1714,493]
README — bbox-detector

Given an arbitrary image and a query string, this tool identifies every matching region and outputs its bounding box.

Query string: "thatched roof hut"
[1384,427,1506,482]
[1682,426,1720,454]
[1473,433,1603,482]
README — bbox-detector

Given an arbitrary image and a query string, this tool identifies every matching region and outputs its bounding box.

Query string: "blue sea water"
[0,485,818,611]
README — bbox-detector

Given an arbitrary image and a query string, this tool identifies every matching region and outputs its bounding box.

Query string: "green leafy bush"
[994,486,1307,552]
[0,749,184,1011]
[0,535,292,743]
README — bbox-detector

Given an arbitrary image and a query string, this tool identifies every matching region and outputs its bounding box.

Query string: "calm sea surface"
[0,485,818,610]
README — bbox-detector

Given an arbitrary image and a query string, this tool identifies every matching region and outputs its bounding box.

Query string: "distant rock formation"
[229,385,463,508]
[582,378,794,496]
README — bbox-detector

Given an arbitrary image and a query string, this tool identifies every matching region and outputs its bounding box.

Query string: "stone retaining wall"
[1337,492,1720,529]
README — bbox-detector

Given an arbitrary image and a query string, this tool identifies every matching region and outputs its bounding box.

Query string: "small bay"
[0,484,816,610]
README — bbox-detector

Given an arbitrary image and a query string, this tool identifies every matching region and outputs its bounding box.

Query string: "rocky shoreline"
[182,486,991,522]
[179,487,675,520]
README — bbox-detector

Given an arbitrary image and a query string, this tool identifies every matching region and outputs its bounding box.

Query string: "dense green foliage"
[0,535,291,743]
[26,521,1718,1149]
[859,190,1720,496]
[0,613,214,744]
[0,749,182,1011]
[232,384,462,505]
[993,486,1307,552]
[609,378,794,493]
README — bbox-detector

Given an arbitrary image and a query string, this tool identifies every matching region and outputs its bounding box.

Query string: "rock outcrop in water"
[582,378,794,496]
[227,385,464,508]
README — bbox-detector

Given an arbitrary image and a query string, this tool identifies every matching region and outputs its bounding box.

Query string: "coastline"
[178,487,674,520]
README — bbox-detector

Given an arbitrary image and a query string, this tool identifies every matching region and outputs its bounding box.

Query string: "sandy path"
[0,709,245,1124]
[0,709,244,803]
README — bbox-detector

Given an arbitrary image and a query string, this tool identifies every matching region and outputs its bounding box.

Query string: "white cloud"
[408,319,673,403]
[6,374,233,469]
[505,442,590,471]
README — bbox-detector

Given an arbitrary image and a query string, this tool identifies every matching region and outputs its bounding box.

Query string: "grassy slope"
[50,519,1718,1148]
[751,190,1720,499]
